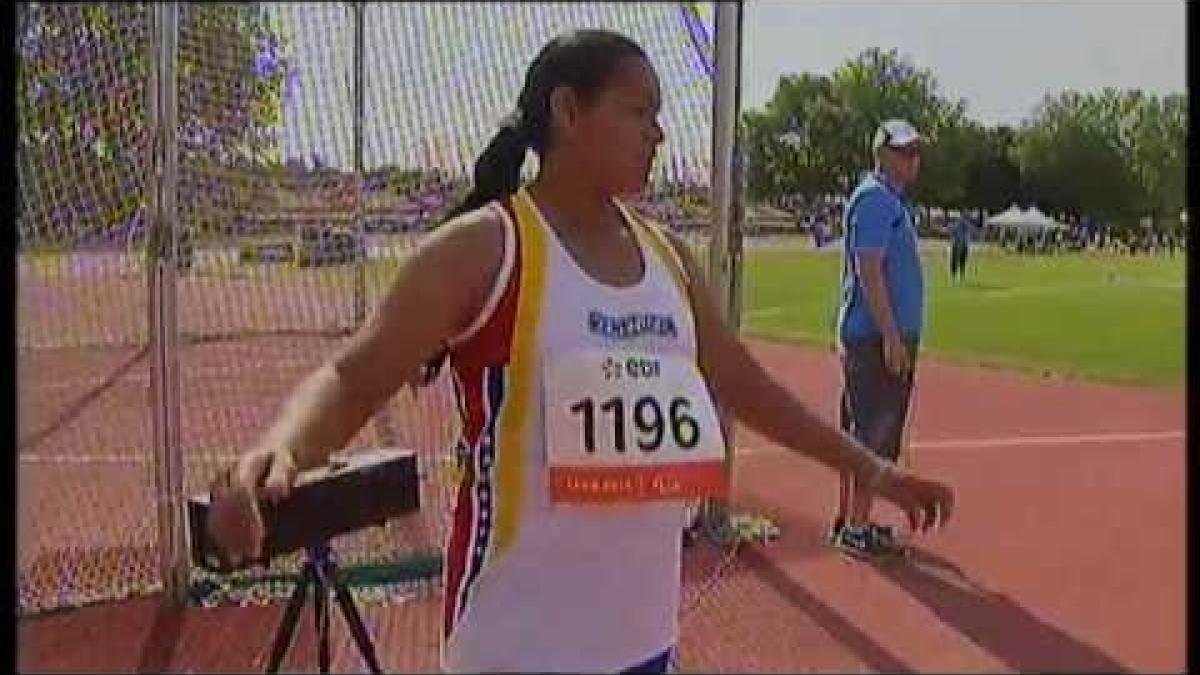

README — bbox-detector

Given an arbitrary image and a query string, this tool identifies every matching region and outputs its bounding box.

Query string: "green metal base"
[188,552,443,608]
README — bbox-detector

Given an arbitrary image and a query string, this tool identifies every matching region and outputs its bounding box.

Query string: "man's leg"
[838,338,886,530]
[849,336,897,526]
[840,338,919,549]
[847,470,874,525]
[835,345,872,537]
[865,341,919,551]
[834,385,854,536]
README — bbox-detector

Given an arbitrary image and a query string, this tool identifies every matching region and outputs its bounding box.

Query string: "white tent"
[1021,206,1068,232]
[985,204,1026,228]
[985,205,1067,233]
[986,204,1068,253]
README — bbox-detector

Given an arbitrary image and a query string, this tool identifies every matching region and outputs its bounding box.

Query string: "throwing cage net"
[18,6,749,658]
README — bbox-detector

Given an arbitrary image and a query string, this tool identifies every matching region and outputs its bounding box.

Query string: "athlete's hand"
[207,448,298,568]
[877,468,953,534]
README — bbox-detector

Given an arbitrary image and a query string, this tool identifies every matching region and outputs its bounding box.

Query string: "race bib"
[544,349,728,504]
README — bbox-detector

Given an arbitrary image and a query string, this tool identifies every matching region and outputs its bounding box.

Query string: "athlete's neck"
[526,161,623,237]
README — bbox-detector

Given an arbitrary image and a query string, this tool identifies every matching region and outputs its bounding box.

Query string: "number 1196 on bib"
[568,395,699,454]
[545,350,727,504]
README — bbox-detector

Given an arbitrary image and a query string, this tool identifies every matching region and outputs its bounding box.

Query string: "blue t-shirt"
[950,217,971,247]
[837,172,925,342]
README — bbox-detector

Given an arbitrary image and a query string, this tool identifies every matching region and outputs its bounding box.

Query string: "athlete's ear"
[548,85,581,141]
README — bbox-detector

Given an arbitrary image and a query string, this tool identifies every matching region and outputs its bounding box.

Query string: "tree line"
[742,48,1187,234]
[17,3,288,247]
[17,10,1185,246]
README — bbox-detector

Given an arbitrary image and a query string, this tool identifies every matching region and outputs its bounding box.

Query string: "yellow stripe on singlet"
[487,188,549,558]
[614,199,696,330]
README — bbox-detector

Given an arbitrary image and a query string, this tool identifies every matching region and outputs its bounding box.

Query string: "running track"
[724,340,1185,673]
[17,340,1186,672]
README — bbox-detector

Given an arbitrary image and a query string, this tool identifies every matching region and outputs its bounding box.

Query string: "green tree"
[962,125,1022,215]
[744,48,966,207]
[829,48,963,187]
[16,3,291,247]
[742,73,847,203]
[1013,89,1176,229]
[909,111,976,209]
[1128,92,1187,232]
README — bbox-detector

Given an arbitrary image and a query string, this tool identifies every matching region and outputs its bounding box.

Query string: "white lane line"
[911,430,1184,449]
[744,305,785,318]
[736,429,1184,456]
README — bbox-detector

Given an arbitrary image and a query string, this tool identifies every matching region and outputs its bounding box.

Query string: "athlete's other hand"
[878,468,953,534]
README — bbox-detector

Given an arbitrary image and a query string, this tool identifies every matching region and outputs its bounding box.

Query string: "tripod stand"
[265,543,383,674]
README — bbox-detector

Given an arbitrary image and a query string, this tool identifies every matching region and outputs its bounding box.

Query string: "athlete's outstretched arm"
[662,231,952,531]
[254,209,504,474]
[211,209,506,565]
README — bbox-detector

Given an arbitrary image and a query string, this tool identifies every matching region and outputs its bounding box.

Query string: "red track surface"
[18,340,1185,672]
[733,340,1185,673]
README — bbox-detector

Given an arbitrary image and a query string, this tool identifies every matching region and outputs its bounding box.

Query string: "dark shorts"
[950,242,969,271]
[839,336,919,462]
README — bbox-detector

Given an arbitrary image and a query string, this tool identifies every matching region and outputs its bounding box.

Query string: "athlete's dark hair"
[444,28,647,220]
[420,30,649,383]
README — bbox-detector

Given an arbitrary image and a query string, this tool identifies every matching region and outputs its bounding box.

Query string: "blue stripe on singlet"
[621,646,675,674]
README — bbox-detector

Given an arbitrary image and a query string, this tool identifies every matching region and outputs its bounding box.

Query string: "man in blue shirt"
[949,214,972,282]
[831,118,926,558]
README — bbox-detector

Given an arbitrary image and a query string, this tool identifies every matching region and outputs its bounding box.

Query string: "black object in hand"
[188,449,420,572]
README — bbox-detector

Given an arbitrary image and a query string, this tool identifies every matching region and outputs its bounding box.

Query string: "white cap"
[873,118,921,150]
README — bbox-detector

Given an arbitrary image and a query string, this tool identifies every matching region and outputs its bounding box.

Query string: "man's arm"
[848,193,910,373]
[856,251,903,344]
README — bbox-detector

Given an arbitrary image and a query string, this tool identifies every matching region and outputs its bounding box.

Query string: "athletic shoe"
[833,524,879,559]
[869,522,894,545]
[868,523,907,556]
[828,516,846,544]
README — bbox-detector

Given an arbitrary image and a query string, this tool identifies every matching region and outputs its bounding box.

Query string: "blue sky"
[271,3,715,173]
[267,2,1185,171]
[742,0,1187,127]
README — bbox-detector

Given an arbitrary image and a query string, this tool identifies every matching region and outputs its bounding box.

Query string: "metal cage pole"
[352,1,367,327]
[149,0,188,607]
[727,2,746,330]
[704,0,745,529]
[708,0,745,325]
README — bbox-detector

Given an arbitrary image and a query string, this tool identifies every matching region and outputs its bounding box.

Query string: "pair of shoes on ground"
[829,517,906,558]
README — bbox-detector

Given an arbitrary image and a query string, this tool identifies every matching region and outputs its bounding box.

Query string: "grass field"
[19,238,1183,387]
[741,243,1185,388]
